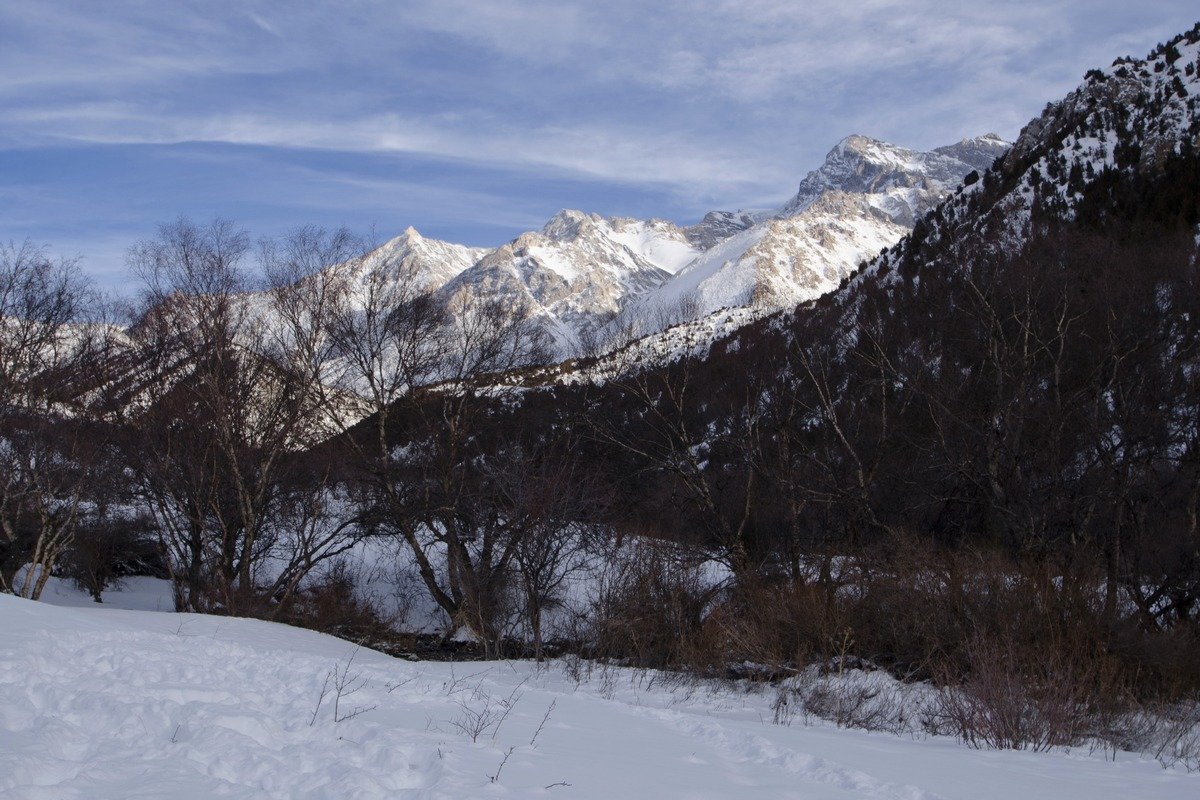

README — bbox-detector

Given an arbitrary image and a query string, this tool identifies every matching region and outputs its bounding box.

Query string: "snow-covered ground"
[2,593,1197,799]
[31,575,176,612]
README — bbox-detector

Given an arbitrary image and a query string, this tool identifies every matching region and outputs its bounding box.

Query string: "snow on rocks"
[610,134,1009,349]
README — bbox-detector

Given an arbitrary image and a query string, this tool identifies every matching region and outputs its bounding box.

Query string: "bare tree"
[122,219,362,615]
[301,243,552,653]
[0,241,107,599]
[589,353,762,578]
[486,438,611,661]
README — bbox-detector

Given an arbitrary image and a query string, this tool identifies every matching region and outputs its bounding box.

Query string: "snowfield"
[1,593,1197,799]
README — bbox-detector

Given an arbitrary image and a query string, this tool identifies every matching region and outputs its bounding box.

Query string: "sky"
[1,2,1196,287]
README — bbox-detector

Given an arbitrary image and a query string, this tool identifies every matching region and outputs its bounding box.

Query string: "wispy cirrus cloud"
[7,107,783,203]
[1,1,1196,285]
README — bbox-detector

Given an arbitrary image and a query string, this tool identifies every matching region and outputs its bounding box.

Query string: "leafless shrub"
[702,579,818,679]
[802,677,910,734]
[924,635,1123,751]
[530,699,557,746]
[439,665,493,698]
[1103,701,1200,771]
[771,685,797,726]
[488,746,516,783]
[310,647,376,726]
[559,652,588,686]
[1150,703,1200,771]
[331,648,376,723]
[588,540,723,670]
[288,557,400,642]
[448,683,523,743]
[309,671,332,727]
[386,673,420,695]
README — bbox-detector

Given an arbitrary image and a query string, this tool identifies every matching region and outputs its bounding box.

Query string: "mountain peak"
[932,134,1011,174]
[778,132,1010,219]
[541,209,599,240]
[833,133,893,154]
[682,210,765,249]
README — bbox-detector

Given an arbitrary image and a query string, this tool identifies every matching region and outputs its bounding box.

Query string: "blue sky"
[1,1,1196,287]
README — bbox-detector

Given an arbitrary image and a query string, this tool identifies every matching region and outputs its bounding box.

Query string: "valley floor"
[1,587,1196,799]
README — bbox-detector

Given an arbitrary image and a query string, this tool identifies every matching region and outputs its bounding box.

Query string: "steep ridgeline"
[826,23,1200,331]
[690,21,1200,412]
[778,134,1008,222]
[609,134,1008,345]
[337,226,487,293]
[437,211,699,354]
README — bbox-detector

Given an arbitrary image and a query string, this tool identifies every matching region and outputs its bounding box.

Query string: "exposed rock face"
[438,210,697,352]
[614,134,1010,344]
[777,133,1010,223]
[682,210,765,249]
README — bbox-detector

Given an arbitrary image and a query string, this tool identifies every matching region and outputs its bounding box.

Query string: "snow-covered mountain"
[437,210,700,352]
[336,226,487,294]
[239,134,1006,364]
[681,210,767,249]
[609,133,1009,344]
[318,134,1007,361]
[777,133,1007,222]
[698,23,1200,387]
[619,192,910,336]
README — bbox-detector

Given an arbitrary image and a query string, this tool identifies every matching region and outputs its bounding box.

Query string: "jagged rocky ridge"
[611,133,1009,344]
[436,212,698,354]
[334,132,1007,360]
